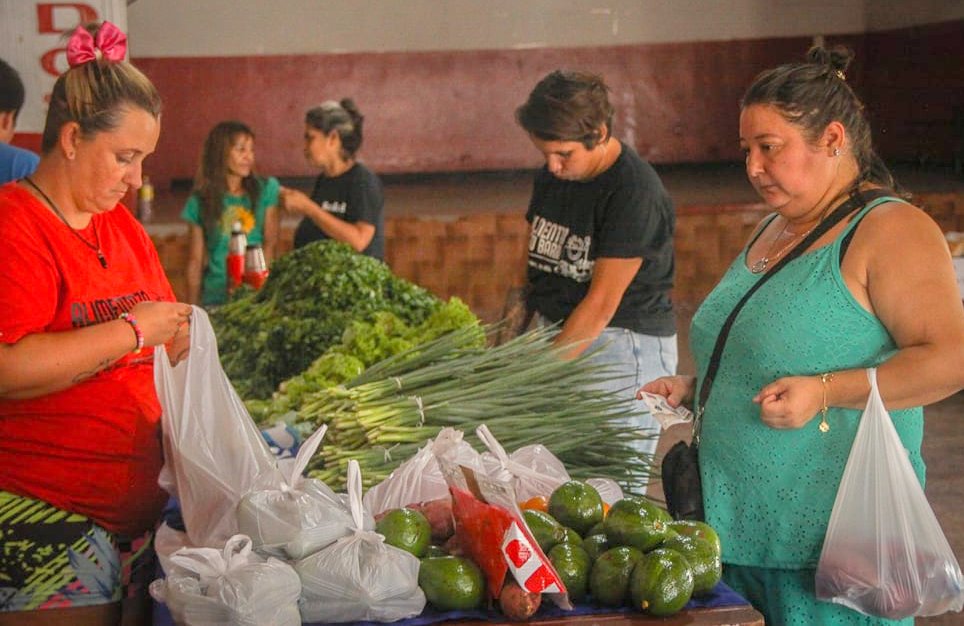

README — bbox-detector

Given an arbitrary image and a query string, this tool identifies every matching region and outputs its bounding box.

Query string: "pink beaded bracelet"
[118,312,144,354]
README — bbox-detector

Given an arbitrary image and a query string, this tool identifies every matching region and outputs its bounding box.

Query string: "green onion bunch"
[293,326,657,493]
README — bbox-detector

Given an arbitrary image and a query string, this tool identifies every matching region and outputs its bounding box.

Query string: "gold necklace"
[749,182,861,274]
[750,221,817,274]
[25,176,108,269]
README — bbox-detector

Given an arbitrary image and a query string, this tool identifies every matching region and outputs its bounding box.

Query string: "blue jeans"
[583,327,678,461]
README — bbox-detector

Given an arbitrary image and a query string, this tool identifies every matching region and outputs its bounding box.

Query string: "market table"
[154,580,765,625]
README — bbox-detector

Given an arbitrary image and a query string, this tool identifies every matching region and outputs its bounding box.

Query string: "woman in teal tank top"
[640,46,964,625]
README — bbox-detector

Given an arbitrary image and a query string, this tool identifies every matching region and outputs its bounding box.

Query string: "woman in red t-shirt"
[0,22,191,626]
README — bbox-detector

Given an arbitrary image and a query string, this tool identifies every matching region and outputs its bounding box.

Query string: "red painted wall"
[127,22,958,189]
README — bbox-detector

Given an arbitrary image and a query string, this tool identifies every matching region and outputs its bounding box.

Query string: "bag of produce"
[436,436,572,611]
[296,460,426,623]
[155,521,193,577]
[815,369,964,618]
[477,425,624,505]
[155,307,283,548]
[238,425,365,559]
[363,427,468,516]
[478,424,570,501]
[149,534,301,626]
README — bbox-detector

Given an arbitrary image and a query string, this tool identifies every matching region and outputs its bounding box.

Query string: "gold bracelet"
[819,372,834,432]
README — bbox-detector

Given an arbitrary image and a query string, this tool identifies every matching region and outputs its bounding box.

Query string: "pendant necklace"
[750,182,863,274]
[24,176,108,269]
[750,221,816,274]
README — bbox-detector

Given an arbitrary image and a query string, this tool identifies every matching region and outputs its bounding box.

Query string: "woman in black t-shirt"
[516,70,679,468]
[280,98,385,259]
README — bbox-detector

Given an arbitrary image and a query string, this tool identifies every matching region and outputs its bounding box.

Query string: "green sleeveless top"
[690,196,925,569]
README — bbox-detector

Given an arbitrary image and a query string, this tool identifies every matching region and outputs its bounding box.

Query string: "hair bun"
[805,45,854,77]
[339,98,363,124]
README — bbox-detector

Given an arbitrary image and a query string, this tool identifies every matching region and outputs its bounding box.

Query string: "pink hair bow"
[66,21,127,67]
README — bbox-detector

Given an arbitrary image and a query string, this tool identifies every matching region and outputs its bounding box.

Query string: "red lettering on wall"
[39,49,66,77]
[36,3,101,77]
[36,3,99,33]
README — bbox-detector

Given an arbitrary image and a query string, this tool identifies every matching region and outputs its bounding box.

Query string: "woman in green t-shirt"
[182,120,279,305]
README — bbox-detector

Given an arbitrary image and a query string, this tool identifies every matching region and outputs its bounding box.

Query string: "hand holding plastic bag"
[296,460,426,623]
[238,425,359,559]
[154,307,282,548]
[815,368,964,618]
[149,534,301,626]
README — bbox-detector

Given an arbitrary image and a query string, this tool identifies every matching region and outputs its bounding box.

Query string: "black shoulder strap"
[692,187,892,445]
[838,191,900,263]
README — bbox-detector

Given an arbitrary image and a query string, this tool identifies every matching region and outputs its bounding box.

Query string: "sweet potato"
[407,497,455,542]
[499,580,541,621]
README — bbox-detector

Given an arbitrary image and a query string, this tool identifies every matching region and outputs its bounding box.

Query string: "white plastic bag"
[476,425,624,504]
[296,460,426,623]
[155,307,282,548]
[155,522,193,577]
[149,534,301,626]
[238,425,362,559]
[362,428,464,516]
[478,424,570,502]
[815,368,964,618]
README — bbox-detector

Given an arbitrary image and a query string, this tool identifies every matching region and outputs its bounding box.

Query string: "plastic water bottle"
[243,243,269,289]
[227,221,246,292]
[137,176,154,223]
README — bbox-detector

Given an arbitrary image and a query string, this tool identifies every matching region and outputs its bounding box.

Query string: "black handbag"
[661,187,891,521]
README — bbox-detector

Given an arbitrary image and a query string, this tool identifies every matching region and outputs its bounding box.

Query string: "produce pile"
[255,326,657,492]
[377,479,723,620]
[210,241,449,398]
[245,299,485,423]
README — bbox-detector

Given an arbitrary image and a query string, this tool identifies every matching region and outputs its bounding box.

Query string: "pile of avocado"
[524,480,722,617]
[373,479,722,619]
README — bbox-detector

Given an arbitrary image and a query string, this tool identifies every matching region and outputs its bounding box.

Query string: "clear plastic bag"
[238,425,362,559]
[478,424,570,501]
[476,425,624,505]
[155,307,282,548]
[149,534,301,626]
[436,427,572,611]
[362,427,466,516]
[815,368,964,618]
[296,460,426,623]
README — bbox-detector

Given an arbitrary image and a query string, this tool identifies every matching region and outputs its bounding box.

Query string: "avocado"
[603,496,670,552]
[661,534,721,595]
[588,545,644,606]
[584,521,606,538]
[418,556,486,611]
[375,507,432,558]
[548,542,591,602]
[629,547,695,617]
[522,509,567,553]
[582,533,610,563]
[423,544,448,558]
[666,519,722,554]
[548,480,605,536]
[560,527,583,546]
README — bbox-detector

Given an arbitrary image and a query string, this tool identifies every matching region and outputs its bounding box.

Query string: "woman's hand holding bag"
[815,368,964,618]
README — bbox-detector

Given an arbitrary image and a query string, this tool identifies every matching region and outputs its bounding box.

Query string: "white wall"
[126,0,871,57]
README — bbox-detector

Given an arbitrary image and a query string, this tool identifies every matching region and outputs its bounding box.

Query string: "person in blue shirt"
[0,58,40,184]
